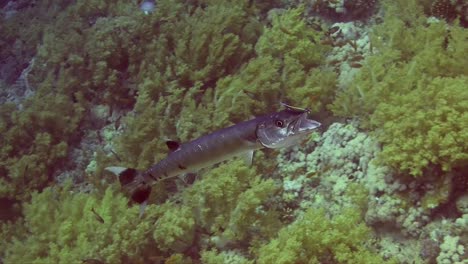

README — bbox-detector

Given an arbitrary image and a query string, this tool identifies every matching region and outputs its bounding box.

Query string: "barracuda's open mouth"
[282,113,321,146]
[291,112,321,134]
[282,103,320,135]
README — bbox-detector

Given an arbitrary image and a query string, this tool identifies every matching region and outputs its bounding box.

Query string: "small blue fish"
[140,0,156,15]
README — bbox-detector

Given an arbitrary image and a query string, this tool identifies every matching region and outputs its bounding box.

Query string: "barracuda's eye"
[275,120,284,128]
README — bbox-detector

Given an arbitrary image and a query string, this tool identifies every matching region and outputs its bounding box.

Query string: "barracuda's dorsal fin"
[166,140,180,152]
[280,102,310,113]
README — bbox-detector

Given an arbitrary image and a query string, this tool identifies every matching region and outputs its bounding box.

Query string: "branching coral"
[152,203,196,253]
[200,250,253,264]
[0,88,85,200]
[331,0,468,176]
[436,235,466,264]
[257,208,393,264]
[371,76,468,176]
[214,6,336,116]
[183,160,281,247]
[3,185,156,264]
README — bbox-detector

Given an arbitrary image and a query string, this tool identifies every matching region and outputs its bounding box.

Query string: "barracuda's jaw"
[257,109,321,149]
[294,113,321,133]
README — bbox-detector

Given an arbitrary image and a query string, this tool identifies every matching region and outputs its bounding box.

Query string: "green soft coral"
[0,88,84,200]
[252,6,334,112]
[255,6,326,68]
[169,2,258,86]
[201,250,253,264]
[371,76,468,176]
[135,0,261,95]
[257,208,394,264]
[32,0,145,108]
[183,160,281,245]
[152,203,196,253]
[214,6,336,116]
[331,0,468,176]
[3,185,156,264]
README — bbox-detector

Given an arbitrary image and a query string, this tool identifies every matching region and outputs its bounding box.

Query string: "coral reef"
[0,90,85,201]
[1,0,467,263]
[331,0,468,177]
[277,122,467,262]
[257,208,392,264]
[2,184,157,263]
[436,235,466,264]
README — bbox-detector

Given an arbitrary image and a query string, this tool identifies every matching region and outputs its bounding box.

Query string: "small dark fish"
[328,59,341,66]
[279,25,294,35]
[347,40,358,51]
[242,89,256,99]
[350,62,363,68]
[110,149,122,162]
[334,40,347,47]
[114,115,122,130]
[91,208,105,224]
[349,54,364,62]
[82,259,105,264]
[320,37,334,45]
[309,21,323,32]
[96,131,103,144]
[328,26,340,34]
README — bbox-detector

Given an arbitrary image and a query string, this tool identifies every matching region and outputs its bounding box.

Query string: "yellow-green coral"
[201,249,253,264]
[153,203,195,253]
[0,89,84,200]
[205,5,337,126]
[3,185,156,264]
[243,6,335,113]
[371,76,468,176]
[255,6,327,68]
[331,0,468,176]
[2,0,446,263]
[183,160,281,244]
[257,208,394,264]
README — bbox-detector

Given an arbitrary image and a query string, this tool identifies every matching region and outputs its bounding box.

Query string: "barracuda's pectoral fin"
[165,140,181,152]
[242,150,254,166]
[178,173,197,185]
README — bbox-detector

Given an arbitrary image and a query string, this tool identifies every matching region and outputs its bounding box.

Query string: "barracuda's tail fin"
[105,166,152,204]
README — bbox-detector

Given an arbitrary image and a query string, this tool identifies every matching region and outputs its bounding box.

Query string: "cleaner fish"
[106,103,321,205]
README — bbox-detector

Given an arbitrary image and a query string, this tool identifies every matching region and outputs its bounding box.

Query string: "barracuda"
[106,104,321,205]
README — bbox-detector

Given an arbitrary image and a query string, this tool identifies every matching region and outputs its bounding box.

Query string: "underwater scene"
[0,0,467,263]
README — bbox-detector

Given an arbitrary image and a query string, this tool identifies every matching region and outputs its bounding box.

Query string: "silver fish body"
[106,104,320,203]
